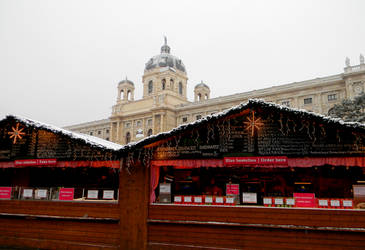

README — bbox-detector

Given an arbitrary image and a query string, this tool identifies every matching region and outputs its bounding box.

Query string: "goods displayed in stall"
[0,115,121,203]
[144,101,365,210]
[152,163,359,209]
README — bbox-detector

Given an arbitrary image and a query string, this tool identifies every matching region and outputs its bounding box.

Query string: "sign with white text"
[15,159,57,167]
[224,156,288,166]
[0,187,11,199]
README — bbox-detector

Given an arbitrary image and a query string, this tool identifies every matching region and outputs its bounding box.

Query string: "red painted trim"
[0,160,120,168]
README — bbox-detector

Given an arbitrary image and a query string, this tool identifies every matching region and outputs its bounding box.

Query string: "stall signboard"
[318,199,329,207]
[159,183,171,194]
[184,196,192,203]
[174,196,182,203]
[330,199,341,208]
[23,189,33,198]
[35,189,48,199]
[205,196,213,204]
[0,187,11,199]
[225,197,235,205]
[224,156,288,166]
[215,196,224,204]
[59,188,74,201]
[193,196,203,204]
[242,192,257,204]
[293,193,316,207]
[87,190,98,199]
[14,159,57,167]
[285,198,295,206]
[263,197,272,206]
[226,184,239,195]
[103,190,114,200]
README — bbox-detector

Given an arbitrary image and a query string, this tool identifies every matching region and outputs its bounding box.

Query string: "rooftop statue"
[345,57,350,67]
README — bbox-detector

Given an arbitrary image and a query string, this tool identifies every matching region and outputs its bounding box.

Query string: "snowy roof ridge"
[2,114,123,151]
[122,99,365,152]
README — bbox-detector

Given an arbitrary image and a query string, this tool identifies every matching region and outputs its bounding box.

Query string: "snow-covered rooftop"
[2,99,364,155]
[1,114,123,151]
[122,99,365,152]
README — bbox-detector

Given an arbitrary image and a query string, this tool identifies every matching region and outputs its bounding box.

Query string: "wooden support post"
[119,162,149,249]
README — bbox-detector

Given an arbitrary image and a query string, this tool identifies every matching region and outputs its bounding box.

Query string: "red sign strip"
[224,156,288,166]
[14,159,57,167]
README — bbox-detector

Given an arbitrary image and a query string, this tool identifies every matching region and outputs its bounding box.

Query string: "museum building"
[64,39,365,145]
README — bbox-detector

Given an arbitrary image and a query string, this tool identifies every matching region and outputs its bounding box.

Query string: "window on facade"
[136,120,142,127]
[162,79,166,90]
[170,79,174,90]
[125,122,131,128]
[126,132,131,144]
[281,101,290,107]
[147,119,152,126]
[147,129,153,137]
[304,98,312,105]
[328,94,337,101]
[98,131,101,135]
[89,132,93,136]
[120,90,124,100]
[106,129,109,134]
[105,137,109,141]
[179,82,183,95]
[182,117,188,123]
[205,94,208,100]
[127,90,132,100]
[196,115,202,120]
[148,81,153,94]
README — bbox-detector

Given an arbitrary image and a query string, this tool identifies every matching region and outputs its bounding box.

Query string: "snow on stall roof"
[2,114,123,151]
[122,99,365,152]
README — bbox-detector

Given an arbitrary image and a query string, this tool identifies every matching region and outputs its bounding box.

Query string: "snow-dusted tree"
[328,93,365,123]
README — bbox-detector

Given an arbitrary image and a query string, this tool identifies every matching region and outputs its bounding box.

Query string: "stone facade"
[64,41,365,145]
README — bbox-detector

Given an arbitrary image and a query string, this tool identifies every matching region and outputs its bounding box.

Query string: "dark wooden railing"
[0,200,120,249]
[148,204,365,249]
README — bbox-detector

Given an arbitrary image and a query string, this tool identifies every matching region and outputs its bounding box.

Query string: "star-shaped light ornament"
[244,111,264,136]
[8,123,26,144]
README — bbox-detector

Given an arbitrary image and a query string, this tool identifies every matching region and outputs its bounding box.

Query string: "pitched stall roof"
[1,114,123,151]
[121,99,365,153]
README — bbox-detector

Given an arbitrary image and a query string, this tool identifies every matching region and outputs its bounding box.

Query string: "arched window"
[148,81,153,94]
[126,132,131,144]
[179,82,183,95]
[127,90,131,100]
[121,90,124,100]
[170,79,174,90]
[198,93,201,101]
[205,94,208,100]
[162,79,166,90]
[147,129,153,137]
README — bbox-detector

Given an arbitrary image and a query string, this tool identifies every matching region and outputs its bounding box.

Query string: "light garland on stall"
[244,111,264,137]
[8,123,26,144]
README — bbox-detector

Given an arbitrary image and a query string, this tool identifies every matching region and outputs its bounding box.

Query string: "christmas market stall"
[119,99,365,250]
[0,115,122,249]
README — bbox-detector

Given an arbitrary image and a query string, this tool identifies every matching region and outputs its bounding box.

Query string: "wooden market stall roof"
[0,114,123,168]
[121,99,365,152]
[1,114,123,151]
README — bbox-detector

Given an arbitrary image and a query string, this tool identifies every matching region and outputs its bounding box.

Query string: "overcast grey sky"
[1,0,364,127]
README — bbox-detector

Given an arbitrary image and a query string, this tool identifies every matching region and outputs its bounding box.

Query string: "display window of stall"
[151,164,364,209]
[0,167,119,202]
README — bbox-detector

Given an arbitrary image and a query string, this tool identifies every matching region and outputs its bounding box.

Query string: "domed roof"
[145,37,186,73]
[118,77,134,86]
[195,81,210,89]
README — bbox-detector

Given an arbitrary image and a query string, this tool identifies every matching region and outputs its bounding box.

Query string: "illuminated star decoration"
[244,111,264,136]
[8,123,26,144]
